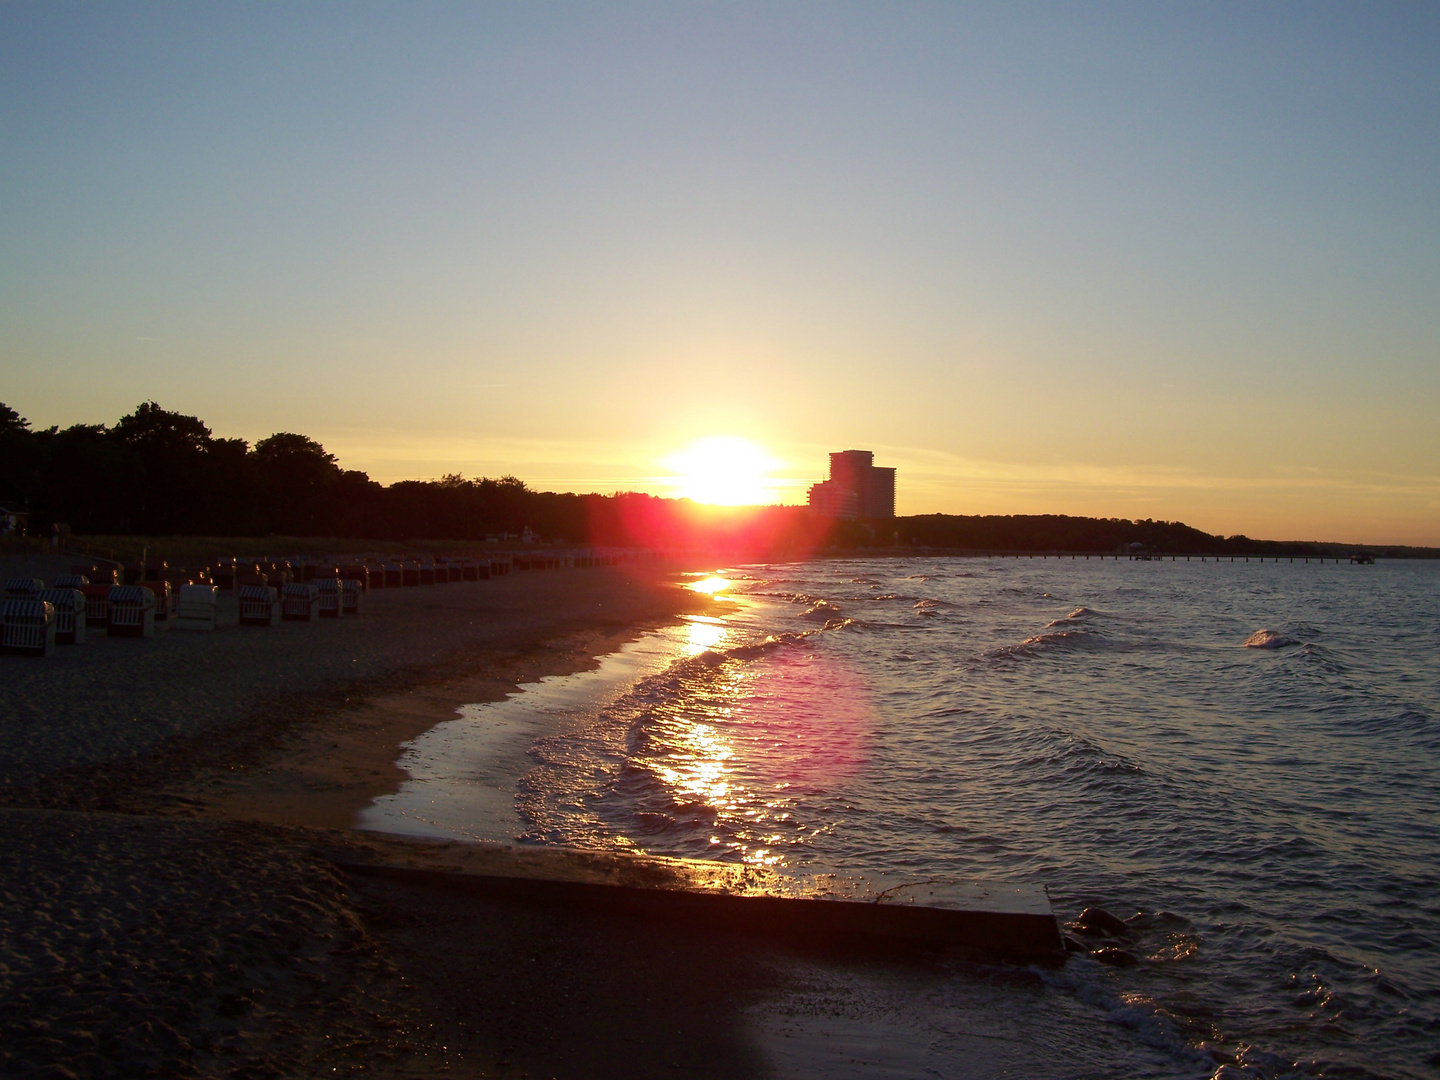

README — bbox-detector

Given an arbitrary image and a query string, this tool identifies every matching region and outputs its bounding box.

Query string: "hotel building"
[806,450,896,521]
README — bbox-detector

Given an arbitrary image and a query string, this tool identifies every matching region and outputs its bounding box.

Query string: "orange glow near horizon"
[663,436,782,506]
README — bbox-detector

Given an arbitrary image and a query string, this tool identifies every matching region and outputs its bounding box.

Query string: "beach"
[1,557,1029,1080]
[1,559,782,1078]
[10,554,1430,1078]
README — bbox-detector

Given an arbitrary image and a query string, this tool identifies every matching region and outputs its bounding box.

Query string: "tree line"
[1,401,1400,556]
[0,401,830,550]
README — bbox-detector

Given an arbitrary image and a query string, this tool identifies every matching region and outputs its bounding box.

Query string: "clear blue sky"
[3,3,1437,542]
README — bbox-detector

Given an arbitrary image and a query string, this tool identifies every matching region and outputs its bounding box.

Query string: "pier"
[925,550,1371,564]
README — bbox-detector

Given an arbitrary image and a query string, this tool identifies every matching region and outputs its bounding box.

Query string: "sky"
[2,3,1437,543]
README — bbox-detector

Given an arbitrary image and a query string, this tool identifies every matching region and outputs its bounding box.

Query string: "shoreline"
[0,559,715,807]
[184,611,708,832]
[0,554,1061,1079]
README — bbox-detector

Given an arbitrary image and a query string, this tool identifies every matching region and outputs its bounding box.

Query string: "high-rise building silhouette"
[806,450,895,520]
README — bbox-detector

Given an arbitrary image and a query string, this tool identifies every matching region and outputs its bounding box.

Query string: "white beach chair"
[177,584,218,631]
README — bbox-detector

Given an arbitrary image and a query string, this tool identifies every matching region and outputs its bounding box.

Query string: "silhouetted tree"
[0,403,43,506]
[33,424,143,533]
[252,433,342,535]
[113,402,217,533]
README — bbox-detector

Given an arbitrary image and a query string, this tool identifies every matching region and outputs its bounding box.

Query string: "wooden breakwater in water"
[326,834,1066,961]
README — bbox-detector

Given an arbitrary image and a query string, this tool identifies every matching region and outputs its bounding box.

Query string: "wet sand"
[0,557,1045,1079]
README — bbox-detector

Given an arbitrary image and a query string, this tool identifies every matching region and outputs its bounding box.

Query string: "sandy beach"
[1,556,1063,1079]
[1,558,775,1078]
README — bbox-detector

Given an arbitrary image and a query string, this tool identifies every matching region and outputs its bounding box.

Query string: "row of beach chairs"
[1,548,631,657]
[1,577,223,656]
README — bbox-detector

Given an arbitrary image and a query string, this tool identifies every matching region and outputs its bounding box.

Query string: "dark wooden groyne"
[328,835,1066,961]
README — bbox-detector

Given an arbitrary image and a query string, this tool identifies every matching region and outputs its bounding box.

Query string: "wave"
[1243,629,1298,649]
[987,629,1098,660]
[1045,606,1095,628]
[1022,631,1081,647]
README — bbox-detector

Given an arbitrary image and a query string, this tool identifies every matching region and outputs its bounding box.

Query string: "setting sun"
[663,436,782,506]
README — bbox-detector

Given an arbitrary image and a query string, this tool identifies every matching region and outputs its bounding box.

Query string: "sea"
[362,556,1440,1079]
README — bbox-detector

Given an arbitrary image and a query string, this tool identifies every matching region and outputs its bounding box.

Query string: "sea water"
[363,557,1440,1079]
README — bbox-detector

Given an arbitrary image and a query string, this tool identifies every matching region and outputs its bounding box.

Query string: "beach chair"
[139,580,173,620]
[339,565,369,591]
[1,599,56,656]
[106,586,156,637]
[341,579,363,616]
[213,559,237,591]
[55,574,88,589]
[237,584,280,626]
[282,582,320,622]
[3,578,44,600]
[177,584,218,631]
[316,578,342,618]
[384,562,403,588]
[82,584,111,627]
[402,561,421,587]
[36,588,85,644]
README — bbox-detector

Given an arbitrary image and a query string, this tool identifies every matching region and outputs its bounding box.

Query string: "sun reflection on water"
[617,627,874,869]
[682,615,728,655]
[686,574,730,595]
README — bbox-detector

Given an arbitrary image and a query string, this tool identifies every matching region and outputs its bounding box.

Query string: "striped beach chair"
[106,586,156,637]
[36,588,85,644]
[1,599,56,656]
[82,584,111,627]
[315,578,342,618]
[282,582,320,622]
[238,584,280,626]
[341,579,363,615]
[4,578,43,600]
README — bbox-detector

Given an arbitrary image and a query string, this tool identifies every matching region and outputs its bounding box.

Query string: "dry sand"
[0,557,1040,1079]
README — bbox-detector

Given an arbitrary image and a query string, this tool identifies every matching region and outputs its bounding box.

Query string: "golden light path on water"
[666,571,872,867]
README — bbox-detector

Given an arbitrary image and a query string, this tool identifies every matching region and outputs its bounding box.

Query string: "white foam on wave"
[800,599,843,621]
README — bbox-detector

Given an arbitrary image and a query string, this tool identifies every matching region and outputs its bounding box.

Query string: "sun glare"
[664,436,781,506]
[687,575,730,595]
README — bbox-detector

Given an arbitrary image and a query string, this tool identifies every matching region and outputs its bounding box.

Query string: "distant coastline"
[2,403,1431,558]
